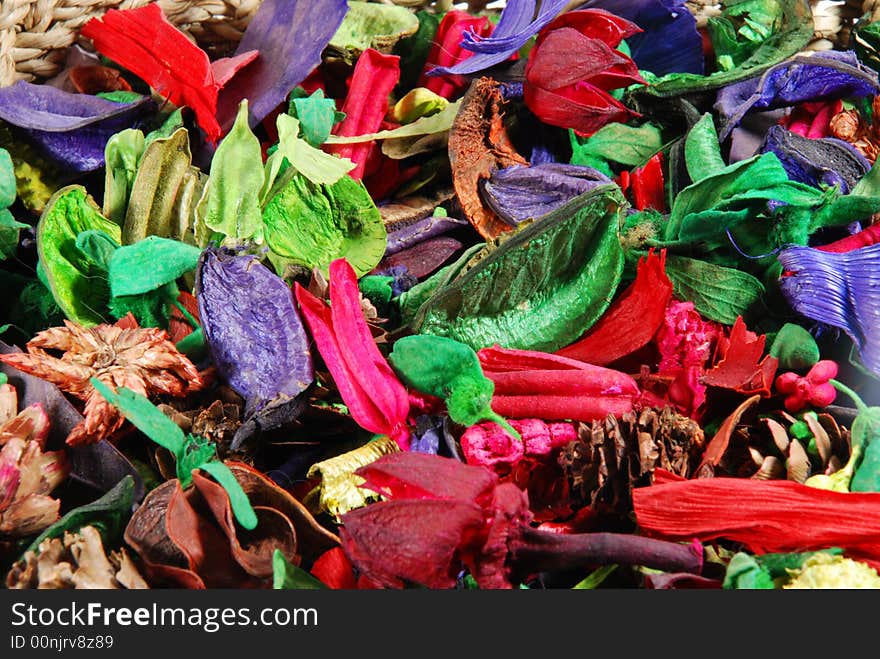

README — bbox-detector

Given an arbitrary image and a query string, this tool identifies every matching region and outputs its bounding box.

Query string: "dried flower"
[0,320,203,445]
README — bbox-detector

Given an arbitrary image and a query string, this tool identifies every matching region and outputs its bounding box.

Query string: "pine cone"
[559,407,704,516]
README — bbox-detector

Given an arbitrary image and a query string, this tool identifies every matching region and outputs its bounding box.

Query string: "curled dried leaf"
[448,78,528,240]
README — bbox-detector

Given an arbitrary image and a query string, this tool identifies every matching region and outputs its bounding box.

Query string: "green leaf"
[108,281,178,328]
[664,254,765,324]
[144,108,185,146]
[25,475,136,555]
[122,127,204,246]
[103,128,146,225]
[177,435,218,487]
[572,564,618,589]
[684,113,726,183]
[37,186,122,326]
[413,185,626,352]
[325,99,460,145]
[569,123,664,175]
[644,0,814,97]
[264,114,355,193]
[199,460,258,530]
[90,378,185,455]
[263,172,386,277]
[272,548,326,589]
[0,209,27,260]
[388,335,520,437]
[195,100,265,245]
[0,147,15,208]
[329,0,419,61]
[288,87,345,147]
[109,235,201,297]
[75,229,120,272]
[0,124,63,213]
[769,323,819,370]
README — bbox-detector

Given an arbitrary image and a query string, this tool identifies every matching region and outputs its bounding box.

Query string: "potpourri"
[4,0,880,590]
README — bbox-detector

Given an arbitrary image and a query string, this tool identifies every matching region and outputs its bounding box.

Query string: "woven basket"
[2,0,879,89]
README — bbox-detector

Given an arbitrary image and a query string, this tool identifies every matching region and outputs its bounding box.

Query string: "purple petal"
[778,244,880,375]
[579,0,703,76]
[761,125,870,193]
[0,81,153,172]
[481,163,612,225]
[428,0,569,77]
[196,247,314,413]
[716,51,880,142]
[216,0,348,131]
[385,214,468,256]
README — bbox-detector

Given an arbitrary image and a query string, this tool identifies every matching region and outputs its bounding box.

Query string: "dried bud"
[830,109,863,142]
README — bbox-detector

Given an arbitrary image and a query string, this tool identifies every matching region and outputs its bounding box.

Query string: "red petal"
[310,547,358,589]
[81,4,222,142]
[633,473,880,561]
[340,499,486,589]
[524,79,637,137]
[629,153,666,212]
[556,249,672,364]
[478,346,602,373]
[327,259,409,438]
[355,451,498,505]
[491,394,634,421]
[294,283,392,437]
[418,11,493,99]
[538,9,642,49]
[211,50,259,88]
[702,317,778,396]
[325,49,400,179]
[526,27,636,91]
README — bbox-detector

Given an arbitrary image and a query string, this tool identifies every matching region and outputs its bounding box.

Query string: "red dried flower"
[775,360,838,412]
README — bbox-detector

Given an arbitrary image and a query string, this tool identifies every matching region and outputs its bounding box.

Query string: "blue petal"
[778,244,880,375]
[481,163,612,225]
[580,0,704,75]
[427,0,569,76]
[716,51,880,141]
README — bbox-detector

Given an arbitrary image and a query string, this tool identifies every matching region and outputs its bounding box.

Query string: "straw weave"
[1,0,876,88]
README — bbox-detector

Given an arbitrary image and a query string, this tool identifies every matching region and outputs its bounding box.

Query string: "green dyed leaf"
[263,172,386,277]
[0,209,26,260]
[109,236,201,297]
[645,0,814,97]
[389,335,520,436]
[325,99,460,145]
[264,115,355,194]
[684,113,726,183]
[108,283,178,328]
[329,0,419,61]
[144,108,185,146]
[569,123,664,176]
[0,147,15,208]
[769,323,819,370]
[196,100,265,245]
[177,435,218,487]
[96,90,145,104]
[103,128,145,225]
[708,0,780,71]
[122,127,204,245]
[199,461,258,530]
[289,87,345,148]
[37,186,121,325]
[397,243,486,325]
[396,10,440,92]
[573,564,618,589]
[272,548,326,589]
[665,254,765,324]
[75,229,120,272]
[25,475,136,555]
[413,185,626,352]
[90,378,186,455]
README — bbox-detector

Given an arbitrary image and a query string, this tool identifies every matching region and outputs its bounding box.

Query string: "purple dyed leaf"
[428,0,569,77]
[216,0,348,131]
[0,81,153,172]
[761,125,870,193]
[778,244,880,375]
[579,0,703,76]
[481,163,612,225]
[378,236,463,279]
[715,51,880,142]
[385,214,468,256]
[196,247,314,416]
